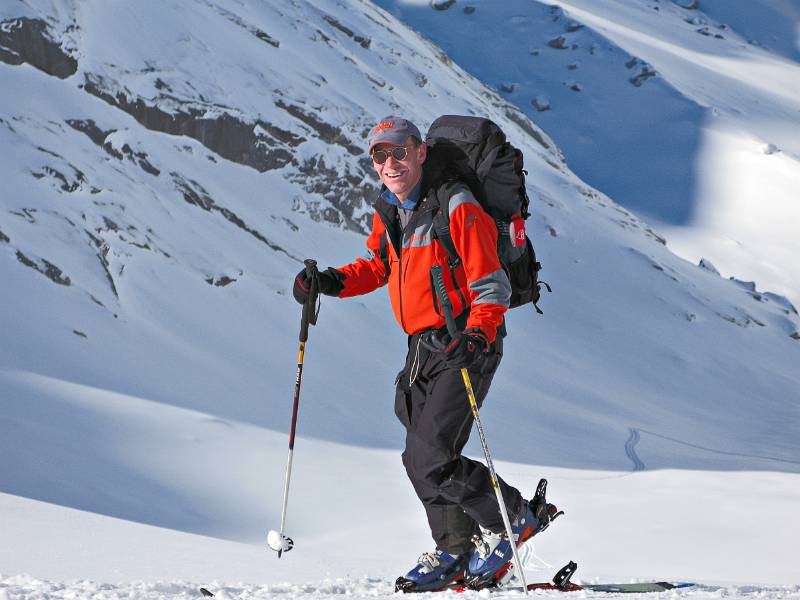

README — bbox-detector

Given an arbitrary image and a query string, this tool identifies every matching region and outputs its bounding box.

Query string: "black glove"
[292,266,345,305]
[423,328,490,369]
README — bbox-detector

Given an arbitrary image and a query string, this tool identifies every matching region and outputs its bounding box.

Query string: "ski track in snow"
[1,575,799,600]
[624,428,646,472]
[623,428,800,472]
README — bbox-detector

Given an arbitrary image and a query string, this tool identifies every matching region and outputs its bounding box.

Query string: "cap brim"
[368,131,413,153]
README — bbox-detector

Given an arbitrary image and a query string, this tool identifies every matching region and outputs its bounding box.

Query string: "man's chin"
[385,181,412,197]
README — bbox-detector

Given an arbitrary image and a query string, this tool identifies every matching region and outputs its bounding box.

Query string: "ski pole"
[268,259,320,557]
[430,265,529,595]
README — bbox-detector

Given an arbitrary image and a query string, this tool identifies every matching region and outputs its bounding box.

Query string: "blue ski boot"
[465,478,563,590]
[395,550,469,593]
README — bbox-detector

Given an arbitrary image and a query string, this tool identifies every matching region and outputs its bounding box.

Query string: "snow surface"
[1,0,799,598]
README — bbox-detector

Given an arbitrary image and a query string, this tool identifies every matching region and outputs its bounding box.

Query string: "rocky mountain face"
[0,0,568,319]
[1,10,373,235]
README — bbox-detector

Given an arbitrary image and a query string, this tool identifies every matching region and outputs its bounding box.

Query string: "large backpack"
[424,115,550,313]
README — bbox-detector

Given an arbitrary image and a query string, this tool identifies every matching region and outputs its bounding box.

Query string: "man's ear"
[418,142,427,164]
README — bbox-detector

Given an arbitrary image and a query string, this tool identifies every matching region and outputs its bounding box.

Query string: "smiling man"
[292,116,557,591]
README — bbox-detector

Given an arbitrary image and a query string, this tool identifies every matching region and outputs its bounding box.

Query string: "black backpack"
[424,115,550,313]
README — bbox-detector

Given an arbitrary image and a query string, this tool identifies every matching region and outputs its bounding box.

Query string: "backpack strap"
[430,182,468,311]
[432,210,460,265]
[378,233,391,283]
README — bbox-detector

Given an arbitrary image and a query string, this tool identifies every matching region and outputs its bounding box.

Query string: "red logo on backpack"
[509,215,526,248]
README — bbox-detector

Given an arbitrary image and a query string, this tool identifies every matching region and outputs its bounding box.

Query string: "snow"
[1,0,799,598]
[374,0,800,306]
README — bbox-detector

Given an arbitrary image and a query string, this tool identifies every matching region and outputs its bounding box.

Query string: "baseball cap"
[367,116,422,153]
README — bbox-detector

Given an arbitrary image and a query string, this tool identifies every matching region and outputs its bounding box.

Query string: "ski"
[526,561,695,593]
[202,562,695,598]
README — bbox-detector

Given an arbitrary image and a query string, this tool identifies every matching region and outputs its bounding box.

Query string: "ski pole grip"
[430,265,459,339]
[304,258,318,277]
[300,259,319,342]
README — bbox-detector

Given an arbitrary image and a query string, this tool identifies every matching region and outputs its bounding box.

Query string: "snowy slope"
[374,0,800,307]
[1,0,799,596]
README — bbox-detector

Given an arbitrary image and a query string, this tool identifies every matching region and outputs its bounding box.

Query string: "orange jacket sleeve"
[447,187,510,342]
[335,212,390,298]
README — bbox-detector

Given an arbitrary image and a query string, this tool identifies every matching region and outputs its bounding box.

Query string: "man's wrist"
[463,327,490,352]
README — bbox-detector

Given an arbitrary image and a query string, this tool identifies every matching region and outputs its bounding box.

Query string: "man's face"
[371,136,426,201]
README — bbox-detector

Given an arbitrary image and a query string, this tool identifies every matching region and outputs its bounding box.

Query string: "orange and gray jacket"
[335,181,510,343]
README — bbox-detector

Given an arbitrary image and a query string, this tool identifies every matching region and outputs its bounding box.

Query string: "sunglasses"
[371,146,411,164]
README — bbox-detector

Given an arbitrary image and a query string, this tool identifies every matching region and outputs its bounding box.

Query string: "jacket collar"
[380,179,422,211]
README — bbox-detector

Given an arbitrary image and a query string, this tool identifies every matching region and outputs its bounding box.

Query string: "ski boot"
[395,550,469,593]
[465,478,564,590]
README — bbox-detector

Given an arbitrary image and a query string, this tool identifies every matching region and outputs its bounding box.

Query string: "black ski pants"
[394,330,522,556]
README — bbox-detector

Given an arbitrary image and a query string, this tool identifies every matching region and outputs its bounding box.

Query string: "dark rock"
[0,228,9,243]
[729,277,756,292]
[32,165,86,193]
[547,36,568,49]
[16,250,72,286]
[322,15,371,49]
[630,64,657,86]
[10,208,37,223]
[68,119,158,175]
[206,275,237,287]
[85,229,119,298]
[171,172,299,259]
[154,78,172,92]
[0,18,78,78]
[82,74,301,172]
[275,100,361,155]
[73,330,88,338]
[698,258,720,275]
[517,99,545,125]
[36,146,63,159]
[431,0,456,10]
[253,29,280,48]
[66,119,112,147]
[463,6,476,14]
[289,156,377,234]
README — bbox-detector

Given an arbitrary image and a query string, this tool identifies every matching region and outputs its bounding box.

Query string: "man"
[293,116,557,591]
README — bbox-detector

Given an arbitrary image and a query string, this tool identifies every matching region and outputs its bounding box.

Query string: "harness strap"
[378,233,391,282]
